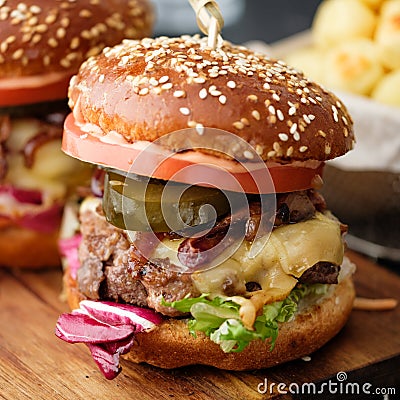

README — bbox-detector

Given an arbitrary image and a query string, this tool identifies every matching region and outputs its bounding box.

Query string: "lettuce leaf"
[162,283,328,353]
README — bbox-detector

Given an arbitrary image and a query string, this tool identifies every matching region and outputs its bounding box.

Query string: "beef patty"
[76,190,340,317]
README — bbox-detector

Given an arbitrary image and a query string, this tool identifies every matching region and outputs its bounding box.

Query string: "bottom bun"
[0,226,60,268]
[66,269,355,370]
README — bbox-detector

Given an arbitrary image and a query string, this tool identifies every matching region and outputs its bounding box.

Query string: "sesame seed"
[263,82,270,90]
[233,121,244,130]
[48,38,58,48]
[299,146,308,153]
[56,27,66,39]
[290,123,297,134]
[0,42,8,53]
[42,54,50,66]
[227,80,236,89]
[98,74,105,83]
[59,57,70,68]
[30,5,41,14]
[27,15,38,26]
[179,107,191,116]
[210,90,222,97]
[318,130,326,138]
[159,75,169,84]
[272,93,280,101]
[193,77,206,84]
[247,94,258,102]
[267,150,276,158]
[45,14,57,24]
[196,124,204,135]
[255,145,263,155]
[293,132,300,141]
[161,82,173,90]
[149,77,159,86]
[268,105,275,115]
[12,48,23,60]
[70,37,80,49]
[286,146,294,157]
[278,133,289,141]
[273,142,280,152]
[252,110,260,120]
[241,117,250,126]
[325,143,331,155]
[79,9,93,18]
[139,87,149,95]
[6,36,16,44]
[199,88,207,99]
[276,109,284,121]
[173,90,186,98]
[303,114,311,124]
[219,95,227,104]
[60,17,70,28]
[243,150,254,159]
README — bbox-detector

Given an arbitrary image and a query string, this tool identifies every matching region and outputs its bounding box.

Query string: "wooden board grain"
[0,251,399,400]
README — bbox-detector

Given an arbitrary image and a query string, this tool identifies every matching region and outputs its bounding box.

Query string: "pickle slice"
[103,170,231,233]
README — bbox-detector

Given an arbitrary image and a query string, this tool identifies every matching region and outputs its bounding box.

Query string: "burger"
[0,0,153,268]
[55,35,356,379]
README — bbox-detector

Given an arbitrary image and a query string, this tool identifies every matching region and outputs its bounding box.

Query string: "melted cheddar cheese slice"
[152,212,344,306]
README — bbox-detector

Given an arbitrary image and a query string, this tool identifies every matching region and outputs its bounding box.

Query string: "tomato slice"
[0,73,72,107]
[62,113,324,194]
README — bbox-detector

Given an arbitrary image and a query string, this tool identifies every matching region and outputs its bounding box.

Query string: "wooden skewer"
[353,297,398,311]
[188,0,224,49]
[207,16,219,49]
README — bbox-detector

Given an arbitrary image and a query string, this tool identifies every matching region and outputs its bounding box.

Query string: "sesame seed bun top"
[0,0,154,78]
[69,35,355,162]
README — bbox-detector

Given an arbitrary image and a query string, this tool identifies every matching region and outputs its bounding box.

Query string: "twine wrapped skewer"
[188,0,224,49]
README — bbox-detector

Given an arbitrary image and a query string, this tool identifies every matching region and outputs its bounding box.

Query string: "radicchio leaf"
[55,312,134,343]
[0,185,42,205]
[58,234,82,279]
[55,301,162,379]
[80,300,163,328]
[87,343,122,380]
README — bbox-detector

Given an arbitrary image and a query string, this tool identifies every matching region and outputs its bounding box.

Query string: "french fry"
[353,297,398,311]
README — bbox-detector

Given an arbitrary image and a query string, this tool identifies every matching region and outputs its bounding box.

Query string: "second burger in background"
[0,0,153,268]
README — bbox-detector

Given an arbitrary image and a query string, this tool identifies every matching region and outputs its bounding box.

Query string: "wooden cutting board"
[0,251,399,400]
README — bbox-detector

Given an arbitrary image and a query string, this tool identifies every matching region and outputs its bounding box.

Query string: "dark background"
[154,0,323,44]
[222,0,323,44]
